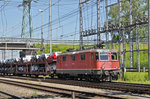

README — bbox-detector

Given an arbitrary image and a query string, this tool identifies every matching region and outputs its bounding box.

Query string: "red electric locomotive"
[56,49,121,81]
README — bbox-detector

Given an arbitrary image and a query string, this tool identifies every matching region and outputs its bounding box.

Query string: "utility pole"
[123,30,126,71]
[105,0,109,49]
[136,25,140,72]
[118,0,122,64]
[22,2,26,38]
[97,0,100,47]
[39,9,44,54]
[148,0,150,80]
[79,0,83,50]
[129,0,134,67]
[28,0,32,38]
[49,0,52,53]
[118,0,124,79]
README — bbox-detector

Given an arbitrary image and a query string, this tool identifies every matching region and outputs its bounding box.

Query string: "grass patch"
[32,91,38,96]
[116,72,150,84]
[34,44,80,54]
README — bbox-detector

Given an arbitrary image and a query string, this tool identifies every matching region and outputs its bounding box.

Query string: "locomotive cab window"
[111,52,118,60]
[71,55,75,61]
[63,56,66,61]
[81,54,85,60]
[100,52,109,60]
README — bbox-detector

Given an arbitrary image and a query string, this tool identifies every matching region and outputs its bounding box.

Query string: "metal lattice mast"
[21,0,33,38]
[21,1,27,38]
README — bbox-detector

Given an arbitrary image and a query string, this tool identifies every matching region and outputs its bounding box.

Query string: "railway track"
[0,77,125,99]
[0,90,22,99]
[2,75,150,95]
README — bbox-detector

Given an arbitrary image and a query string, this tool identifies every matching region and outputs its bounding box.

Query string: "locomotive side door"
[90,52,94,68]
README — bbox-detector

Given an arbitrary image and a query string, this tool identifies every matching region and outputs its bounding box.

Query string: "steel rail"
[0,78,125,99]
[0,90,22,99]
[2,76,150,95]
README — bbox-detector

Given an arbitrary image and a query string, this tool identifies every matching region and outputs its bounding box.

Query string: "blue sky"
[0,0,81,60]
[0,0,80,40]
[0,0,118,40]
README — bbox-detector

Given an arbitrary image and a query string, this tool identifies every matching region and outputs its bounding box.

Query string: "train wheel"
[85,75,91,82]
[58,74,64,79]
[69,76,74,80]
[74,77,78,80]
[35,75,38,78]
[29,74,31,77]
[114,75,118,80]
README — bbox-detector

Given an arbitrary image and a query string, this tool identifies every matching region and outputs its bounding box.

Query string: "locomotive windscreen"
[100,52,109,60]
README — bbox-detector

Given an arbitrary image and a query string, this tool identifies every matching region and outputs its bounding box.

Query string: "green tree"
[108,0,147,38]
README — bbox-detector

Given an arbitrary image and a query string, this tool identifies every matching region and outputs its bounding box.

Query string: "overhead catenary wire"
[0,0,8,37]
[25,0,97,37]
[1,0,99,41]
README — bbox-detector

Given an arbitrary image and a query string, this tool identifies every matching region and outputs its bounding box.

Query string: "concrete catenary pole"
[79,0,83,50]
[21,2,26,38]
[49,0,52,53]
[148,0,150,80]
[118,0,122,64]
[105,0,109,49]
[136,25,140,72]
[123,30,126,71]
[118,0,125,79]
[39,9,44,54]
[28,0,32,38]
[129,0,134,67]
[97,0,100,46]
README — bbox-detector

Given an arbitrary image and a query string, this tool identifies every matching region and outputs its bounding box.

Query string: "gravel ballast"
[0,83,69,99]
